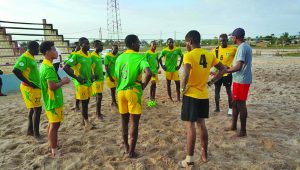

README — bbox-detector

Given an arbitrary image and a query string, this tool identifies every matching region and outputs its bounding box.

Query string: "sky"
[1,0,300,41]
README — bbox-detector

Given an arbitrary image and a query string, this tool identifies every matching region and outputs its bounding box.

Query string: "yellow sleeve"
[211,48,217,58]
[211,52,219,66]
[183,53,192,65]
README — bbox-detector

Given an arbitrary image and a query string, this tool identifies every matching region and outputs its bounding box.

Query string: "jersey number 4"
[199,55,207,68]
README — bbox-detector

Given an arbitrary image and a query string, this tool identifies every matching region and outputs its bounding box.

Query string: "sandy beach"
[0,55,299,170]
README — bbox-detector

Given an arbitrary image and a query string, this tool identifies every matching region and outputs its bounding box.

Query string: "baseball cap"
[229,28,245,38]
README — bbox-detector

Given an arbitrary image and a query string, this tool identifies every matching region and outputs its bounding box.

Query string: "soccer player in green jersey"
[64,37,94,130]
[91,40,105,120]
[105,44,119,106]
[145,41,159,103]
[39,41,70,158]
[115,34,151,158]
[159,38,183,101]
[12,41,43,141]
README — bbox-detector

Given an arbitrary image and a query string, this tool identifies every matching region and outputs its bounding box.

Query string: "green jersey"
[40,59,64,110]
[64,51,76,64]
[91,51,104,82]
[159,47,183,72]
[104,52,118,77]
[66,50,92,86]
[13,50,40,88]
[115,50,150,92]
[145,50,158,75]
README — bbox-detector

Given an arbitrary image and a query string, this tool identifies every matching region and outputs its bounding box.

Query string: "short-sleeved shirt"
[104,52,119,77]
[183,48,219,99]
[212,45,237,76]
[115,49,150,92]
[13,51,40,88]
[91,51,104,82]
[64,51,76,64]
[232,42,252,84]
[145,50,158,75]
[66,50,92,86]
[159,47,183,72]
[40,59,64,110]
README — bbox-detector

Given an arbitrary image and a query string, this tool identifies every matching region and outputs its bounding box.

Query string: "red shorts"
[232,83,250,101]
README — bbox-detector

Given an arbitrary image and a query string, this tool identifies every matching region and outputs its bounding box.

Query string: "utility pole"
[99,27,102,41]
[174,31,176,40]
[107,0,122,41]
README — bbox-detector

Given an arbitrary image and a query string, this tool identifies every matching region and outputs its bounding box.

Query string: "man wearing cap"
[225,28,252,137]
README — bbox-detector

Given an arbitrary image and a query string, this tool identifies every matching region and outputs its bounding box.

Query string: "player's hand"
[28,82,39,89]
[162,65,167,71]
[109,77,115,82]
[76,76,85,84]
[176,66,180,70]
[61,77,70,85]
[0,70,3,75]
[93,74,99,80]
[207,80,214,87]
[181,86,188,95]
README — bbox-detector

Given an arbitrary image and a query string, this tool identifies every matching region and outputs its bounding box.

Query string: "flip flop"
[178,160,194,168]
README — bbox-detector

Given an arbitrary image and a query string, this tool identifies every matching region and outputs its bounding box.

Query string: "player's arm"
[181,63,191,94]
[176,54,183,70]
[105,64,114,82]
[227,61,244,74]
[227,46,244,73]
[12,68,38,88]
[156,57,160,70]
[158,57,166,71]
[208,62,227,86]
[104,56,114,82]
[63,64,84,84]
[47,77,70,90]
[142,67,152,90]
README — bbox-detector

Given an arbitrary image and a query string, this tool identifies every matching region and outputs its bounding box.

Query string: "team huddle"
[12,28,252,167]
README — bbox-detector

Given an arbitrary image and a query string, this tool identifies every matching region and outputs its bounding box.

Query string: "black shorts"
[181,95,209,122]
[214,74,232,87]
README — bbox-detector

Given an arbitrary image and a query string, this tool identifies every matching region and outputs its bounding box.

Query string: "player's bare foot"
[224,126,237,131]
[84,120,94,131]
[34,135,45,144]
[97,114,104,120]
[233,131,247,137]
[128,152,138,158]
[27,131,34,136]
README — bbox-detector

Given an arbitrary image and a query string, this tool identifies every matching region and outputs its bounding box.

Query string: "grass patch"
[284,52,300,57]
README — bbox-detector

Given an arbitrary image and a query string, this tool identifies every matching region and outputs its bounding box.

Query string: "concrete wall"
[1,69,67,94]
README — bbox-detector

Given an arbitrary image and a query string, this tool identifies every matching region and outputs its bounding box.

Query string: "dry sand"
[0,56,299,170]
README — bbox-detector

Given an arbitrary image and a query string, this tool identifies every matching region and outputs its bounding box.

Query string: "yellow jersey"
[184,48,219,99]
[212,45,236,76]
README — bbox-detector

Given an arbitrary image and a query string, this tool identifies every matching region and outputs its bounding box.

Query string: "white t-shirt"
[53,48,62,64]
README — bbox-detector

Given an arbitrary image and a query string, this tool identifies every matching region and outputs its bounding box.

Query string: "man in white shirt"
[53,47,62,80]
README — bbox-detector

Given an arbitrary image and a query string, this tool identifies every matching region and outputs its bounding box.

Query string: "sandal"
[178,159,194,168]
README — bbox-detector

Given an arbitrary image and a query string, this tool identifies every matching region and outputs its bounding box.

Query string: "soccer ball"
[147,100,157,108]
